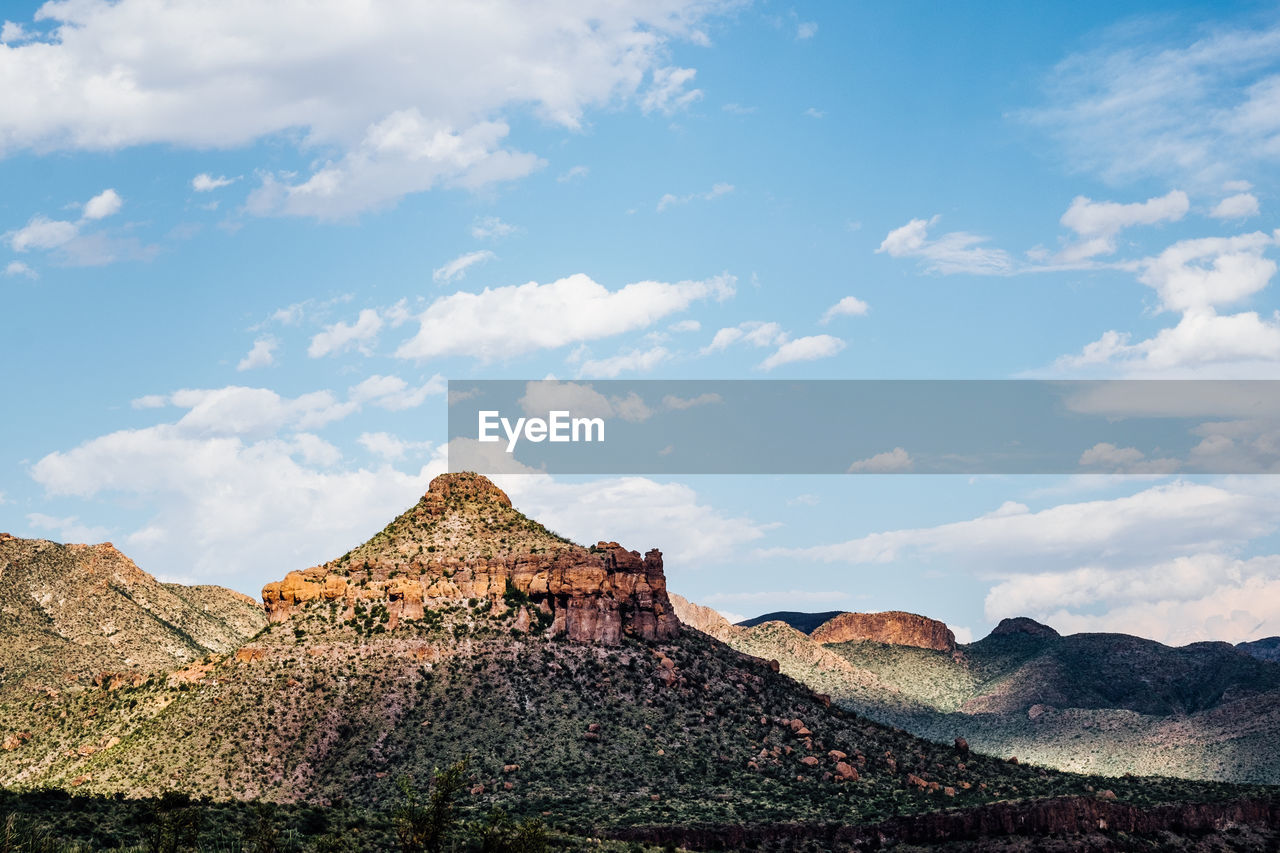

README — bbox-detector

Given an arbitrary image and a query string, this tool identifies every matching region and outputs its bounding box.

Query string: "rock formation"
[989,616,1060,639]
[668,592,738,641]
[810,610,956,653]
[260,473,680,644]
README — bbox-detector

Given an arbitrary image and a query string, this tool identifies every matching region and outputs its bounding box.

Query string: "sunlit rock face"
[261,473,680,644]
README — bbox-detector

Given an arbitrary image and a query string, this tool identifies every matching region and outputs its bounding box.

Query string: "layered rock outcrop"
[261,473,680,644]
[810,610,956,653]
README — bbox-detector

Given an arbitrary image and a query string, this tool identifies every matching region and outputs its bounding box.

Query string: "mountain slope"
[3,475,1271,845]
[0,532,265,694]
[686,604,1280,784]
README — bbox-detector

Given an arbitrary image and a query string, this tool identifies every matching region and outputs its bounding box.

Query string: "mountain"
[0,532,265,695]
[737,610,847,633]
[1240,636,1280,663]
[2,479,1278,851]
[685,605,1280,784]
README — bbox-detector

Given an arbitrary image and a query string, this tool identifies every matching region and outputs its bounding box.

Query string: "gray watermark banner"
[446,379,1280,475]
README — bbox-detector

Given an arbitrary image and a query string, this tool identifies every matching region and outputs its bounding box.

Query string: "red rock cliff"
[261,473,680,644]
[810,610,956,653]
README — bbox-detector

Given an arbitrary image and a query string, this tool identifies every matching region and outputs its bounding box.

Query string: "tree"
[394,761,467,853]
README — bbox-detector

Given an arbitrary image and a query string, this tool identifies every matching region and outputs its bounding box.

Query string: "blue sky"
[6,0,1280,646]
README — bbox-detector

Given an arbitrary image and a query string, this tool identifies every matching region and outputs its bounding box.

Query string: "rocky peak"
[669,593,738,642]
[424,471,513,508]
[260,473,681,644]
[810,610,956,653]
[990,616,1060,639]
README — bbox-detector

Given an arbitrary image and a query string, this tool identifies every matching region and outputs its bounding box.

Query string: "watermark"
[478,410,605,453]
[448,379,1280,475]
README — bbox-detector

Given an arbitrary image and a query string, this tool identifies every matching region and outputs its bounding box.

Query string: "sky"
[6,0,1280,646]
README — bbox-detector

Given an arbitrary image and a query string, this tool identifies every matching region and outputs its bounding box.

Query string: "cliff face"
[811,610,956,653]
[668,593,738,642]
[260,473,680,644]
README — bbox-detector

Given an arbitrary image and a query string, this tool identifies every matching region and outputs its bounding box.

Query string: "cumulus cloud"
[1055,190,1188,262]
[396,272,734,362]
[576,345,670,378]
[876,216,1014,275]
[1211,192,1260,219]
[358,431,433,461]
[308,308,384,358]
[759,334,845,370]
[763,480,1279,571]
[8,216,78,252]
[820,295,869,323]
[82,188,122,220]
[497,475,766,565]
[847,447,912,473]
[985,553,1280,645]
[236,336,279,371]
[517,381,652,423]
[1078,442,1180,474]
[1053,231,1280,376]
[26,513,112,545]
[348,373,446,411]
[433,249,495,284]
[640,66,703,115]
[701,321,787,353]
[3,260,36,278]
[192,173,236,192]
[656,182,734,212]
[556,164,590,182]
[0,1,729,215]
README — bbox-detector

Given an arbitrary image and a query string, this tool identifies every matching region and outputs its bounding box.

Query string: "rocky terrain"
[0,533,265,698]
[680,603,1280,785]
[1,477,1278,850]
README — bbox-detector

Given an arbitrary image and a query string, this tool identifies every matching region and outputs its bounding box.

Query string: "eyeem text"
[478,410,605,453]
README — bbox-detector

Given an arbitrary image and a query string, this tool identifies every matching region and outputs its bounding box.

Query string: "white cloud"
[764,480,1278,572]
[877,216,1014,275]
[3,260,36,278]
[8,216,78,252]
[433,249,495,284]
[661,392,721,411]
[518,381,652,423]
[985,553,1280,645]
[656,182,734,212]
[358,431,433,460]
[1052,231,1280,376]
[803,107,824,119]
[556,164,590,182]
[348,373,446,410]
[1078,442,1179,474]
[470,216,516,240]
[577,345,670,377]
[669,319,701,333]
[31,421,443,587]
[236,336,279,371]
[498,474,765,565]
[82,188,122,220]
[701,321,787,354]
[796,21,818,40]
[192,173,236,192]
[0,22,30,44]
[1211,192,1260,219]
[0,1,729,216]
[26,513,112,545]
[759,334,845,370]
[847,447,912,473]
[1055,190,1188,262]
[1024,20,1280,185]
[820,295,869,323]
[308,308,384,358]
[396,272,734,362]
[131,394,168,410]
[641,66,702,115]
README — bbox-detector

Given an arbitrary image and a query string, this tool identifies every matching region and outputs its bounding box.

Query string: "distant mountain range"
[673,600,1280,784]
[1,478,1279,850]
